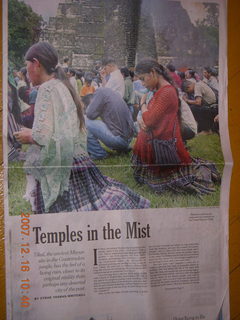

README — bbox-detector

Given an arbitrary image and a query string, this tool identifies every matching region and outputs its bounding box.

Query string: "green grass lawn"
[8,133,224,215]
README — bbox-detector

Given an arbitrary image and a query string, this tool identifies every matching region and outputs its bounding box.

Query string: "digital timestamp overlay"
[20,212,31,308]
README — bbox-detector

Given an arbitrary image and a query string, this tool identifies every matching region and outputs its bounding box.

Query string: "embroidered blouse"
[25,78,88,211]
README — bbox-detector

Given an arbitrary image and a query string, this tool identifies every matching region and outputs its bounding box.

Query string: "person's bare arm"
[183,95,202,106]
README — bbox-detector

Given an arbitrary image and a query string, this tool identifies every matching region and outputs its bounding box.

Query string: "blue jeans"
[86,118,131,159]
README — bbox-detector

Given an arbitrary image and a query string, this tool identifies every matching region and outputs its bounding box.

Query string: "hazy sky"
[180,0,207,25]
[22,0,61,21]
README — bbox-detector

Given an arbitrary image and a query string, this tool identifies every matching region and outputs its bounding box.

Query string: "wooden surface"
[0,0,240,319]
[228,0,240,319]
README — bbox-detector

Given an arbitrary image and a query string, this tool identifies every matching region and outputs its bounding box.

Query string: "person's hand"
[13,128,33,144]
[99,68,106,80]
[182,94,188,102]
[138,118,148,132]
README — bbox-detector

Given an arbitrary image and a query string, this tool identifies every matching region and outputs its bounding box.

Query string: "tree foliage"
[195,3,219,65]
[8,0,43,68]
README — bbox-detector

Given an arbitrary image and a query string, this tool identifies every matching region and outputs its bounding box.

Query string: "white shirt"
[208,76,219,91]
[180,98,197,134]
[105,69,125,98]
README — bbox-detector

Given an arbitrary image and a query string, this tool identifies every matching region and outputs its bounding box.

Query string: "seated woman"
[131,59,220,195]
[14,42,149,213]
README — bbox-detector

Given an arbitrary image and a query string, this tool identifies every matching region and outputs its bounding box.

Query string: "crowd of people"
[8,41,220,214]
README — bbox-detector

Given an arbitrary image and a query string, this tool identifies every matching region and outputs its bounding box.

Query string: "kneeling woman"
[132,59,220,195]
[14,42,149,213]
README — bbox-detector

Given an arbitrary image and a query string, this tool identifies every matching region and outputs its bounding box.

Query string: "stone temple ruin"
[42,0,140,70]
[42,0,219,70]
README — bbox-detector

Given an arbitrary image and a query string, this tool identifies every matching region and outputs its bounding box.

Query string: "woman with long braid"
[14,42,149,213]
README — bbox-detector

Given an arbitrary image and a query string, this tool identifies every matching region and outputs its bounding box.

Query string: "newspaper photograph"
[3,0,230,319]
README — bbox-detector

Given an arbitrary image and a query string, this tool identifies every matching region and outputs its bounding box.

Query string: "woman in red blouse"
[132,59,220,195]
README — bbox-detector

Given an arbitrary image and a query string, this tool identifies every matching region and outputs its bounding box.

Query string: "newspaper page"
[3,0,230,319]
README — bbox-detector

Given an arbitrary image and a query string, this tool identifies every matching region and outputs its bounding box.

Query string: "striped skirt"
[131,155,221,196]
[35,156,150,213]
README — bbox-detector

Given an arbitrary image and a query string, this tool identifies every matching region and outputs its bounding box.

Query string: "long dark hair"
[135,58,181,121]
[25,41,85,130]
[135,58,174,85]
